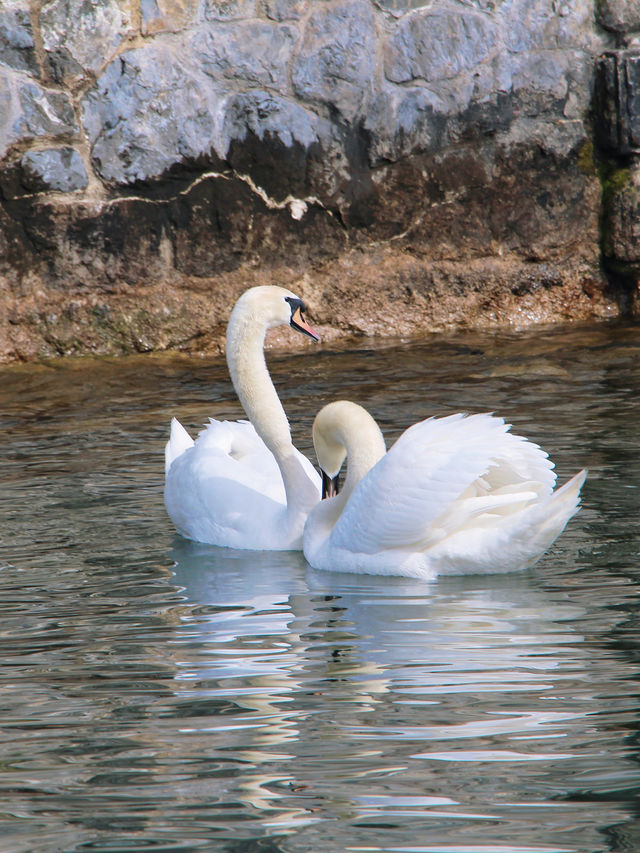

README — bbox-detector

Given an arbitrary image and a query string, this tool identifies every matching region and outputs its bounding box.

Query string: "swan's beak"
[289,301,319,341]
[322,470,341,499]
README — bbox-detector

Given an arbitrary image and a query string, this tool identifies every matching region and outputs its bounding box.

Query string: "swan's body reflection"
[166,541,639,846]
[170,537,585,681]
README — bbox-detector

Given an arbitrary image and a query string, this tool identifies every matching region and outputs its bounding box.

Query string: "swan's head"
[232,285,318,341]
[313,404,348,499]
[313,401,386,499]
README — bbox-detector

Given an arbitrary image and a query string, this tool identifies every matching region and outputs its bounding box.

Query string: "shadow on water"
[1,320,640,851]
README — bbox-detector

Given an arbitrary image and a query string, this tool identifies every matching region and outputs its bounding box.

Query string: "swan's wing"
[330,413,553,554]
[182,418,285,497]
[165,418,287,544]
[432,468,587,574]
[195,417,320,492]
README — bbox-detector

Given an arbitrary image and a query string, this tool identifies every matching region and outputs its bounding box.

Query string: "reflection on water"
[1,321,640,852]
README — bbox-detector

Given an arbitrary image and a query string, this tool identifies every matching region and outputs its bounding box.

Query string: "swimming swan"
[303,401,586,578]
[164,286,321,549]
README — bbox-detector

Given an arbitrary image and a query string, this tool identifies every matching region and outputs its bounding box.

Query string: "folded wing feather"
[330,413,555,555]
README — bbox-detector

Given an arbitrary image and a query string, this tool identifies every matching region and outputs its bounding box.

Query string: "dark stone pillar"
[595,2,640,304]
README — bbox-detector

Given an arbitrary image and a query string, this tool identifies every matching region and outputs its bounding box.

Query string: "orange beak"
[290,305,319,341]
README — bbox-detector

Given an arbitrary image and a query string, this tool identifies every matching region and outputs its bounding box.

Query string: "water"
[1,320,640,853]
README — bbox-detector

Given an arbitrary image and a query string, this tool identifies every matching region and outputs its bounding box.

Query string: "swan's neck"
[308,423,386,548]
[330,422,387,518]
[226,311,315,517]
[227,317,291,454]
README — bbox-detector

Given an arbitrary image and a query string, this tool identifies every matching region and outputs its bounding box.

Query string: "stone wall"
[0,0,634,360]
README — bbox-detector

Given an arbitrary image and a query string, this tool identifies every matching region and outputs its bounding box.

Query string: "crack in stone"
[102,170,232,207]
[9,169,229,205]
[233,171,330,220]
[14,169,332,224]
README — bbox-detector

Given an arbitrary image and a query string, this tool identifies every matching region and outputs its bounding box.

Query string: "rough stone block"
[596,50,640,156]
[82,40,227,183]
[0,68,77,159]
[385,6,496,83]
[221,90,347,197]
[604,169,640,270]
[510,51,570,108]
[21,147,88,193]
[504,0,598,53]
[41,0,132,83]
[221,90,321,152]
[292,0,377,120]
[365,86,445,162]
[0,1,38,75]
[373,0,438,16]
[204,0,256,20]
[141,0,199,34]
[596,0,640,34]
[194,20,296,89]
[260,0,306,22]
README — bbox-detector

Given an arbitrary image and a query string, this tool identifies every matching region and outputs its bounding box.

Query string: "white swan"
[164,285,321,550]
[303,400,586,578]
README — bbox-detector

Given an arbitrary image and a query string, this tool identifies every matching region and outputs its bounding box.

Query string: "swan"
[164,285,322,549]
[303,400,586,578]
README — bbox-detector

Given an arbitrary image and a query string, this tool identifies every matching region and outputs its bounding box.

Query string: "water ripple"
[1,322,640,852]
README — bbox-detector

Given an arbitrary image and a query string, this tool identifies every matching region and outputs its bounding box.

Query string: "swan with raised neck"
[164,285,321,549]
[226,285,319,528]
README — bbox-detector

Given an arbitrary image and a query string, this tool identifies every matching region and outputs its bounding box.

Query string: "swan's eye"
[285,296,307,314]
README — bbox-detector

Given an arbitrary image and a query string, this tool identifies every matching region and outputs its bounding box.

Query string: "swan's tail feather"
[165,417,194,476]
[522,468,587,563]
[555,468,587,502]
[544,467,586,528]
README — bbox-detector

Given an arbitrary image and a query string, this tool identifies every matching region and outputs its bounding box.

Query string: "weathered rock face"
[596,0,640,35]
[0,0,632,361]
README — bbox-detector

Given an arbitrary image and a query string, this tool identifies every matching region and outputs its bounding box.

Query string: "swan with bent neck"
[164,286,321,550]
[303,400,586,578]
